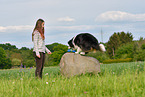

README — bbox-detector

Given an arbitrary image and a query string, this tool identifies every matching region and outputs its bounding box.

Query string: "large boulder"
[59,53,100,77]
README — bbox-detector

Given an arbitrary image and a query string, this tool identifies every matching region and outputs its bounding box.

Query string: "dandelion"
[28,67,33,70]
[46,82,48,84]
[45,73,48,75]
[19,68,23,72]
[20,78,23,80]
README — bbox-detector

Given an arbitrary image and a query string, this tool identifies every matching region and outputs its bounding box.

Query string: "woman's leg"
[33,52,44,79]
[40,53,45,78]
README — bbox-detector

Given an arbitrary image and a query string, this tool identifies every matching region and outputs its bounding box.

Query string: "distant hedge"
[103,58,133,64]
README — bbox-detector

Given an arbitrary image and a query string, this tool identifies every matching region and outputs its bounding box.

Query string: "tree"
[0,47,12,69]
[45,43,68,66]
[139,37,144,41]
[141,44,145,50]
[107,32,133,58]
[53,44,68,51]
[114,42,135,59]
[107,33,121,58]
[20,47,30,50]
[0,43,18,50]
[118,32,133,44]
[20,49,35,67]
[46,43,60,52]
[133,49,145,61]
[12,58,21,66]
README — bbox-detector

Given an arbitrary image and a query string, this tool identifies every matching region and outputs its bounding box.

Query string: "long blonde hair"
[32,19,45,41]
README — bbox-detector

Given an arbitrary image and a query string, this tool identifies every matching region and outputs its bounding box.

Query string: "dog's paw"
[80,52,85,55]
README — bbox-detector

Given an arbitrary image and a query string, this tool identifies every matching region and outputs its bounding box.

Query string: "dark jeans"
[33,52,45,79]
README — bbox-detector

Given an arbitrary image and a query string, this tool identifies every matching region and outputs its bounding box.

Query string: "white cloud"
[0,24,107,33]
[0,25,33,32]
[95,11,145,22]
[0,26,6,32]
[57,16,75,22]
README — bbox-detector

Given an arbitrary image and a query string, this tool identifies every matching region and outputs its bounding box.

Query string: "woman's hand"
[48,52,52,54]
[37,55,40,58]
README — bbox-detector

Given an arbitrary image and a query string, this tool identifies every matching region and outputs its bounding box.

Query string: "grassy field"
[0,62,145,97]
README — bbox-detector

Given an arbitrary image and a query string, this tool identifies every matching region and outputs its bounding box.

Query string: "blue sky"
[0,0,145,48]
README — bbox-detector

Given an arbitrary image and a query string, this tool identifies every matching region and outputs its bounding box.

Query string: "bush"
[23,59,35,67]
[12,58,21,66]
[103,58,133,64]
[45,50,66,66]
[133,49,145,61]
[141,44,145,50]
[87,51,110,63]
[45,44,68,66]
[114,43,134,59]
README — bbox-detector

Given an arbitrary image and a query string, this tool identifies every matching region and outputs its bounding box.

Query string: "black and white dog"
[68,33,106,55]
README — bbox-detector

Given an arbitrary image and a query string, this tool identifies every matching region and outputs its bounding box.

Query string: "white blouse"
[33,30,51,56]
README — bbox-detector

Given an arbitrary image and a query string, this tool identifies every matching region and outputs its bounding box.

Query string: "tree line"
[0,43,68,69]
[1,31,145,69]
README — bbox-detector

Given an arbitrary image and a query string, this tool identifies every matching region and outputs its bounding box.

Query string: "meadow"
[0,62,145,97]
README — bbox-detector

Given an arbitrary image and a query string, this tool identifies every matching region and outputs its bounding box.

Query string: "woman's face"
[42,22,45,28]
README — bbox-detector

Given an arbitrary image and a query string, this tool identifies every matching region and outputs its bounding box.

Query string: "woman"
[32,19,51,79]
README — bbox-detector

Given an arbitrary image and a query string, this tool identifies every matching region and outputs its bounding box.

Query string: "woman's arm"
[45,46,51,54]
[33,31,40,57]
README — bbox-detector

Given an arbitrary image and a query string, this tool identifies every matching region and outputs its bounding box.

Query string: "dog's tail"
[99,44,106,52]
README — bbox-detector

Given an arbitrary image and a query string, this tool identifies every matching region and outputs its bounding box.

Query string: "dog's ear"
[68,39,74,48]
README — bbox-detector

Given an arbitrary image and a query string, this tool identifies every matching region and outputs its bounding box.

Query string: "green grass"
[0,62,145,97]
